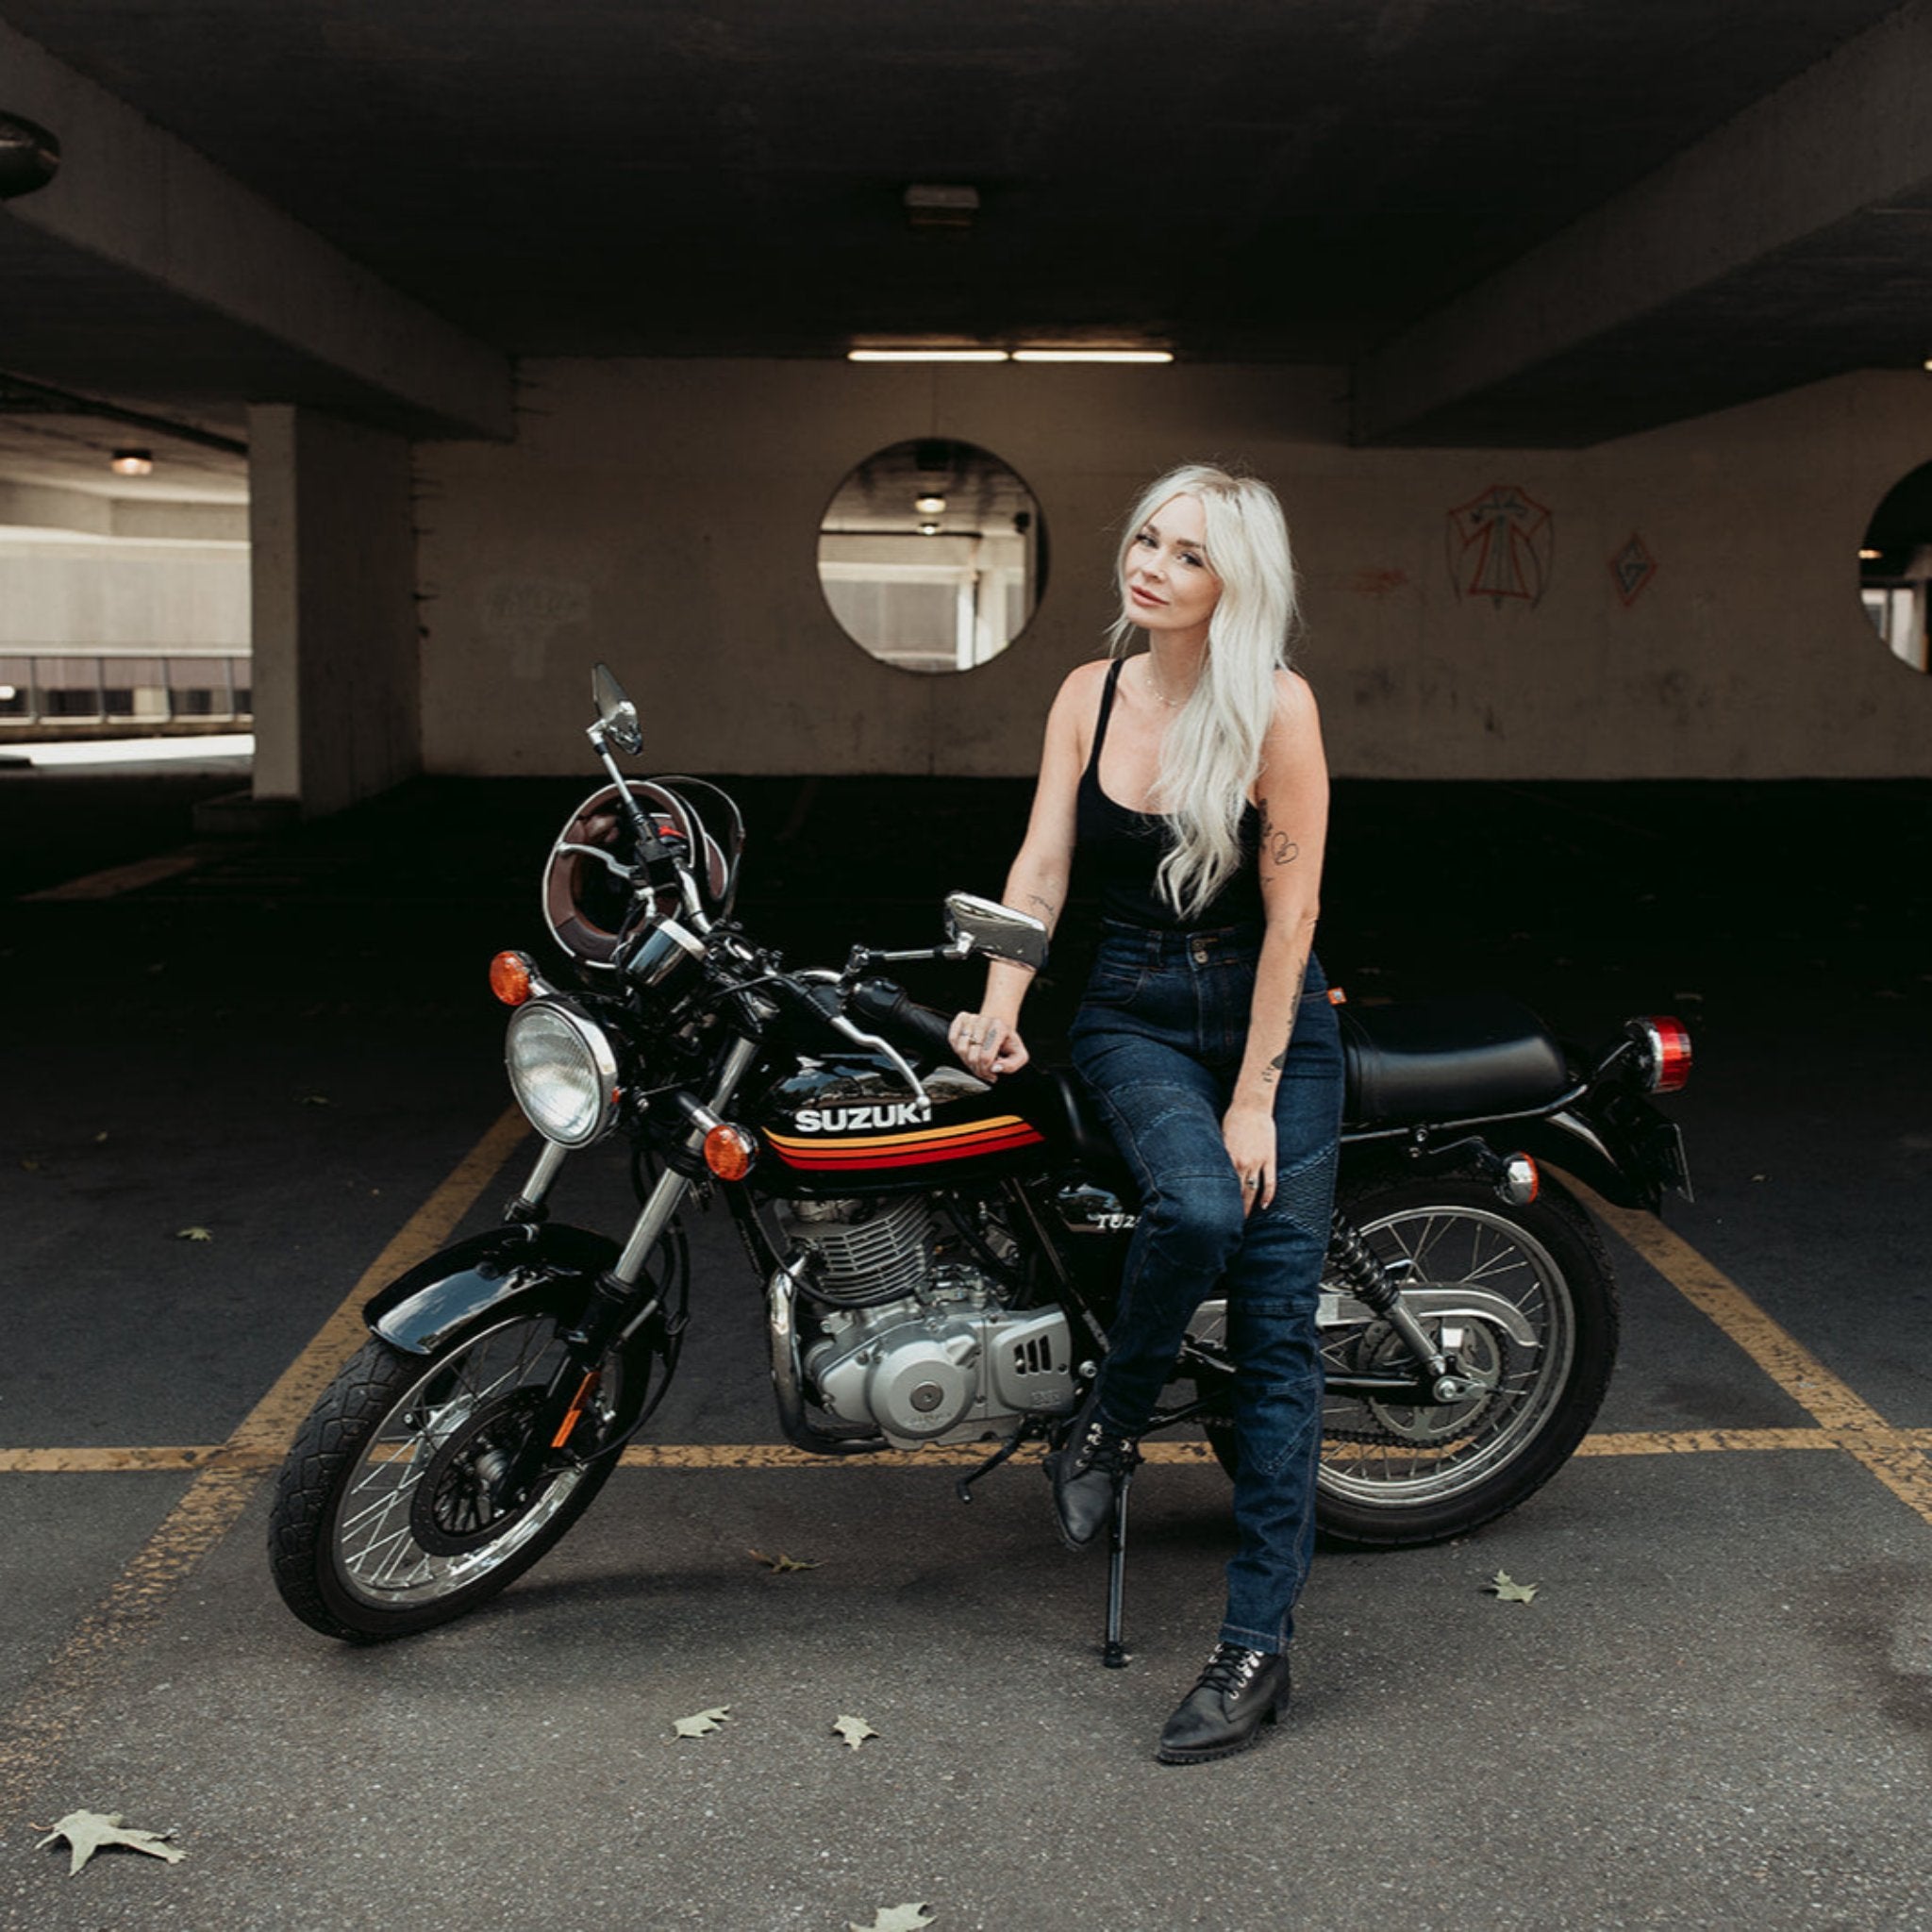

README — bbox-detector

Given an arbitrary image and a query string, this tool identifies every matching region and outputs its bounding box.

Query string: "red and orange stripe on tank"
[765,1114,1045,1171]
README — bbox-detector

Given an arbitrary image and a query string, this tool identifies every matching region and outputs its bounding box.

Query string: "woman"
[949,463,1342,1766]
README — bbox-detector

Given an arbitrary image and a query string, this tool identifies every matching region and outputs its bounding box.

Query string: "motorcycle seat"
[1340,994,1572,1127]
[1011,1066,1133,1186]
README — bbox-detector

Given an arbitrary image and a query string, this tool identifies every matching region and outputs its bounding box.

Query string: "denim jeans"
[1068,920,1343,1656]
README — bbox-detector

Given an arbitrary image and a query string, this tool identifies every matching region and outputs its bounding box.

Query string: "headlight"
[505,1001,621,1146]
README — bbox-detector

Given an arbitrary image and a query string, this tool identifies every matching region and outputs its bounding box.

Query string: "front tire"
[268,1313,629,1641]
[1197,1174,1619,1548]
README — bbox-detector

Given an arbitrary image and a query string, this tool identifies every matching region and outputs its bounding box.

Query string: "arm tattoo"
[1024,892,1058,923]
[1258,955,1310,1084]
[1258,798,1300,867]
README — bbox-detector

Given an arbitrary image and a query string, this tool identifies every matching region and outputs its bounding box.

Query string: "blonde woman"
[950,464,1342,1764]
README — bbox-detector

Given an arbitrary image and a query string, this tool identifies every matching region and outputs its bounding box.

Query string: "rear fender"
[365,1224,622,1357]
[1510,1094,1690,1214]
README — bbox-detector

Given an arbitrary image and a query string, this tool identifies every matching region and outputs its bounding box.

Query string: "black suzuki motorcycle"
[269,665,1692,1658]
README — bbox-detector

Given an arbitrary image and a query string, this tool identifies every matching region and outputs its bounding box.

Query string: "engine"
[778,1195,1074,1449]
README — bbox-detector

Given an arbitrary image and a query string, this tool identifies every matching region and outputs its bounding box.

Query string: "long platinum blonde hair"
[1108,463,1300,921]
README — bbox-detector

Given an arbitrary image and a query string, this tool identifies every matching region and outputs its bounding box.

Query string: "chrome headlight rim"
[505,998,622,1148]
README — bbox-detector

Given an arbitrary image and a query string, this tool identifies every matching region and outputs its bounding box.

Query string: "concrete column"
[249,406,418,817]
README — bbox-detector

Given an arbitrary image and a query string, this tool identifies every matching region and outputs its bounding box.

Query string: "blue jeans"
[1069,921,1343,1656]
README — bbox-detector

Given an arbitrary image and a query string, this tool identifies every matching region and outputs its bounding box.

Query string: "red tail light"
[1630,1016,1692,1093]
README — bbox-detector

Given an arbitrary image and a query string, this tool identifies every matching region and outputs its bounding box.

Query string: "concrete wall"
[0,536,247,650]
[250,406,418,815]
[416,359,1932,780]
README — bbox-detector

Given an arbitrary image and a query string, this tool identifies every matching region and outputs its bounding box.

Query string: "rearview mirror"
[591,662,642,755]
[944,891,1049,971]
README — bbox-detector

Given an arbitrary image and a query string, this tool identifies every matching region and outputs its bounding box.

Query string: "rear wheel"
[268,1313,631,1641]
[1193,1174,1618,1548]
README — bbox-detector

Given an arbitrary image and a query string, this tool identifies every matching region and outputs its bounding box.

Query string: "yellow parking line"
[1574,1179,1932,1526]
[22,849,203,901]
[13,1426,1932,1476]
[0,1108,530,1810]
[0,1446,234,1472]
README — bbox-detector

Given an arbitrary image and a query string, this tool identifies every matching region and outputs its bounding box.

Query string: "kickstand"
[954,1424,1036,1504]
[1101,1457,1139,1669]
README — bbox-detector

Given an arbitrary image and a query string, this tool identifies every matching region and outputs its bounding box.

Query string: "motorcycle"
[268,664,1693,1662]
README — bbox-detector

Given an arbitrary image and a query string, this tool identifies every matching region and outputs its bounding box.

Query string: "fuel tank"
[751,1054,1079,1199]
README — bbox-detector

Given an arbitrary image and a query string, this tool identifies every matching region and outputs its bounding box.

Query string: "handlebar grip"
[848,978,958,1064]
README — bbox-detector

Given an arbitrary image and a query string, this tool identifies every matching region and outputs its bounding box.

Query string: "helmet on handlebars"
[541,779,735,970]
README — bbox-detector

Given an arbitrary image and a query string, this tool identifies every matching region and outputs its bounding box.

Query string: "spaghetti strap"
[1085,658,1127,780]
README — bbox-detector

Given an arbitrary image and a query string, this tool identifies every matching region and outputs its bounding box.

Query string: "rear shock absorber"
[1326,1210,1469,1397]
[1326,1210,1399,1315]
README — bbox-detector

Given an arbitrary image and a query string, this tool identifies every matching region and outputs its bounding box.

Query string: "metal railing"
[0,649,253,729]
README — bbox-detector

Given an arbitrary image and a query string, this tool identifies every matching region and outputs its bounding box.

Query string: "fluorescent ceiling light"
[1011,349,1174,364]
[848,348,1010,363]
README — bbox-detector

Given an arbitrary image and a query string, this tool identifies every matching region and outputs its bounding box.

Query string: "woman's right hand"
[949,1010,1028,1080]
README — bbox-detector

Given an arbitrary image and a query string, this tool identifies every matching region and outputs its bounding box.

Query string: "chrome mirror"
[591,661,642,754]
[944,891,1049,971]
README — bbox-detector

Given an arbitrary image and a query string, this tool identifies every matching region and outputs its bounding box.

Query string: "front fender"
[365,1223,622,1357]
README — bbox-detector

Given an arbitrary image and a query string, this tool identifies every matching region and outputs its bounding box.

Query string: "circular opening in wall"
[817,440,1047,673]
[1858,461,1932,673]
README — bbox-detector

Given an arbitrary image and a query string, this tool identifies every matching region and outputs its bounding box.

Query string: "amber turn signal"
[490,950,536,1006]
[704,1123,758,1181]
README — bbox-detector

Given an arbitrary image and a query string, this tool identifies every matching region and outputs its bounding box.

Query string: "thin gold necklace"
[1142,659,1189,708]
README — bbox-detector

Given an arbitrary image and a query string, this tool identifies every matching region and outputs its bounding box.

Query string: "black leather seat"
[1340,994,1572,1127]
[1012,1066,1130,1181]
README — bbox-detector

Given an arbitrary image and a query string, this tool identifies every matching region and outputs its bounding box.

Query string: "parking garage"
[4,6,1932,1928]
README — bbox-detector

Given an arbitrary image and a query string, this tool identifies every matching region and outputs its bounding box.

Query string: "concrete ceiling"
[4,0,1932,459]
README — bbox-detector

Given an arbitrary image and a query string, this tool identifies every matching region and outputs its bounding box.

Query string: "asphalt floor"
[2,750,1929,1930]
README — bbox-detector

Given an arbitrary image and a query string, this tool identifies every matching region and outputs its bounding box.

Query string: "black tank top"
[1074,658,1264,932]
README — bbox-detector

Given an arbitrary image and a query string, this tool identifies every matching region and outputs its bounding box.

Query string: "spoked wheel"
[268,1313,632,1641]
[1191,1174,1618,1548]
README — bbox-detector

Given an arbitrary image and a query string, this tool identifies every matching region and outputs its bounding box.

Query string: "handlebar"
[846,978,958,1065]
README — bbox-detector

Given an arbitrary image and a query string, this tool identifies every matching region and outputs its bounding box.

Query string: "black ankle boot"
[1155,1642,1291,1764]
[1042,1386,1140,1551]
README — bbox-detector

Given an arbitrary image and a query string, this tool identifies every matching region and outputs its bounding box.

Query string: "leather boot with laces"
[1043,1386,1140,1551]
[1155,1642,1291,1764]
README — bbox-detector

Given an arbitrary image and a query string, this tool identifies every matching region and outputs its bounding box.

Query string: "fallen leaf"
[35,1810,185,1875]
[300,1094,332,1107]
[93,1131,108,1143]
[748,1547,822,1574]
[849,1907,934,1932]
[1483,1570,1539,1603]
[173,1226,214,1242]
[20,1157,42,1172]
[832,1714,878,1751]
[671,1706,729,1740]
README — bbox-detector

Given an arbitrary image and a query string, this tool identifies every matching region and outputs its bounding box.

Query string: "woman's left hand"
[1222,1103,1275,1217]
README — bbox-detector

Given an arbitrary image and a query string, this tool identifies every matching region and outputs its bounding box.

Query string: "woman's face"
[1123,492,1221,641]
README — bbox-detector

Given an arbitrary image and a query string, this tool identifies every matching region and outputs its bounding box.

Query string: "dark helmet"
[541,779,732,970]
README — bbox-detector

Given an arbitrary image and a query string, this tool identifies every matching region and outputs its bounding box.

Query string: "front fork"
[502,1034,763,1489]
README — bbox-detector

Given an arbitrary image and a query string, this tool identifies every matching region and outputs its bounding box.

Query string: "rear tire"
[1195,1173,1618,1548]
[268,1314,630,1641]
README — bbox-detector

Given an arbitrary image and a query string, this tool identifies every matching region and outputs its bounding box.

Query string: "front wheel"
[1196,1174,1619,1548]
[268,1313,632,1641]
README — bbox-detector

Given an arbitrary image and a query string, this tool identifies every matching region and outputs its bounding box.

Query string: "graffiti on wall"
[1607,533,1657,607]
[1445,484,1552,608]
